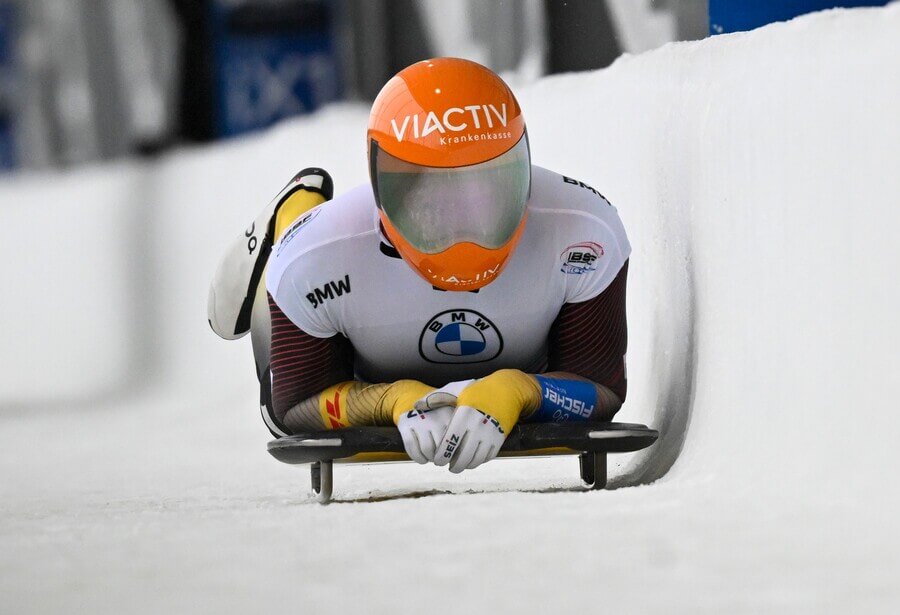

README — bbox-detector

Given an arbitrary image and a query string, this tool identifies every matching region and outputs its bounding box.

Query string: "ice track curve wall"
[521,4,900,493]
[566,4,900,493]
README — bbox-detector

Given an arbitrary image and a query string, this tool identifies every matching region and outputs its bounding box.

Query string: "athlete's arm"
[266,292,432,435]
[432,262,629,472]
[539,259,629,421]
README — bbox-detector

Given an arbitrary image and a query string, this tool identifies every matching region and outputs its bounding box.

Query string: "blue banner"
[710,0,891,35]
[210,0,341,138]
[0,1,17,170]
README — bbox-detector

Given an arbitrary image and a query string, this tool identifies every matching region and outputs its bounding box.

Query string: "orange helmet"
[368,58,531,291]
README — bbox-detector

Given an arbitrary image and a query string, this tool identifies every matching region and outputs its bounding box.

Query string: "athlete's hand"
[397,406,453,463]
[397,380,475,464]
[434,370,541,473]
[413,379,476,413]
[433,405,507,473]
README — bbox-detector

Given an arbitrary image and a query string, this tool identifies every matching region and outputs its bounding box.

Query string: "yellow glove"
[376,379,452,464]
[379,380,435,425]
[434,369,541,473]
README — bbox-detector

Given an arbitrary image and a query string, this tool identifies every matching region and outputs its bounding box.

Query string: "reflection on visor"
[373,134,531,254]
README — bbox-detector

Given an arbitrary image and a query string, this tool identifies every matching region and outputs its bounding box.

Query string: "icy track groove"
[1,5,899,613]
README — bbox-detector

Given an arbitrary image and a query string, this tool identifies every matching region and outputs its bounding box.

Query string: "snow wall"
[2,5,899,492]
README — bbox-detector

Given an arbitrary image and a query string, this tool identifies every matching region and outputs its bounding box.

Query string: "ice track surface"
[2,6,899,613]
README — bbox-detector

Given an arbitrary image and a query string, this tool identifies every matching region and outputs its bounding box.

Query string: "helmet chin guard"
[378,207,529,291]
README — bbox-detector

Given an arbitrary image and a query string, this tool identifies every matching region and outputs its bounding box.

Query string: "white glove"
[414,379,475,413]
[434,405,506,473]
[397,406,453,464]
[397,380,475,464]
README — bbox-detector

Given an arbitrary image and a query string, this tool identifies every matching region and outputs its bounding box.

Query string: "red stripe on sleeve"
[548,261,628,406]
[267,293,354,423]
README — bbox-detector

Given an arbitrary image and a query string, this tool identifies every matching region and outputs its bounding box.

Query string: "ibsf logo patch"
[419,310,503,364]
[560,242,604,275]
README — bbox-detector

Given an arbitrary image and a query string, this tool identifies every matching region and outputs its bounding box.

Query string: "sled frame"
[269,422,657,504]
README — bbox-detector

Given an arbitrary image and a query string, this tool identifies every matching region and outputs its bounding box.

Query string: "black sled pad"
[268,422,658,465]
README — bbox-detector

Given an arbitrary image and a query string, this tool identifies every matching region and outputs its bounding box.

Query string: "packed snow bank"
[1,5,899,613]
[522,4,900,492]
[0,166,145,403]
[0,104,372,405]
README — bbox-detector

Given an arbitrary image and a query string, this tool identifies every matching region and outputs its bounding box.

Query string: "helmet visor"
[372,134,531,254]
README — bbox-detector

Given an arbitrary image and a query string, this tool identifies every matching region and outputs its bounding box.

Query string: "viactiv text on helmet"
[368,57,525,169]
[390,103,512,143]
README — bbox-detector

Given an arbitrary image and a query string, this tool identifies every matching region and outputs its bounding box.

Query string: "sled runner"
[268,422,658,503]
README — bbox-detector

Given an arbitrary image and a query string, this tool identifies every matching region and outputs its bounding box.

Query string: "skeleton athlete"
[209,58,631,473]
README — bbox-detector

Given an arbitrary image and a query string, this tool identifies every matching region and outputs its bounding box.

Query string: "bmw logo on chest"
[419,309,503,364]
